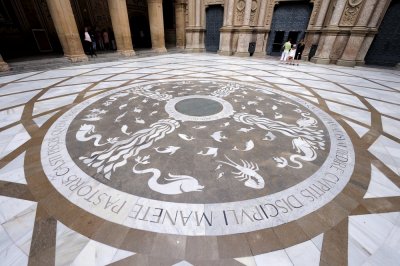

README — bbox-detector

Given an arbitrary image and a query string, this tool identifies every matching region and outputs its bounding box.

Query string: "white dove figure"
[210,131,227,142]
[197,147,218,157]
[193,125,207,129]
[121,125,132,135]
[237,127,254,133]
[178,133,195,141]
[133,107,142,113]
[263,132,276,141]
[135,118,145,124]
[233,140,255,152]
[154,146,181,155]
[256,109,264,116]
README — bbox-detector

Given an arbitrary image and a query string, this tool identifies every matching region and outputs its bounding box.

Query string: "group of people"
[83,27,115,57]
[280,39,305,65]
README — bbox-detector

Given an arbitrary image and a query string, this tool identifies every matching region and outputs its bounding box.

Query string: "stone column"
[234,0,253,56]
[312,0,347,64]
[107,0,135,56]
[175,0,186,49]
[147,0,167,53]
[218,0,235,55]
[0,54,10,72]
[46,0,87,62]
[253,0,269,57]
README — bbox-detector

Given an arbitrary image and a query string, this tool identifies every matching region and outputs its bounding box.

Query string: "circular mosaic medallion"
[41,79,355,236]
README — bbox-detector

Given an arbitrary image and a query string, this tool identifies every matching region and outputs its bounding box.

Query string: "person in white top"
[287,44,297,65]
[84,27,96,57]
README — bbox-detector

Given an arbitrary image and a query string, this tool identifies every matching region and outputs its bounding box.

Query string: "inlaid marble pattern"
[0,54,399,265]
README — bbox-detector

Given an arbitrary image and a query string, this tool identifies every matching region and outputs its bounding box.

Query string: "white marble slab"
[285,235,321,266]
[0,90,39,111]
[127,68,166,74]
[0,78,66,96]
[56,222,135,266]
[382,116,400,140]
[0,195,36,225]
[295,80,350,93]
[39,84,89,100]
[84,67,135,75]
[33,111,58,128]
[0,72,39,84]
[369,136,400,176]
[312,89,366,109]
[2,204,37,254]
[300,95,319,104]
[257,77,299,86]
[0,124,30,160]
[0,152,27,184]
[0,106,24,128]
[0,226,28,266]
[275,85,313,96]
[106,73,148,81]
[232,75,263,82]
[58,75,113,86]
[367,99,400,120]
[364,165,400,198]
[89,80,128,91]
[33,94,77,116]
[343,119,369,138]
[172,261,194,266]
[348,212,400,266]
[341,84,399,102]
[326,101,371,126]
[19,69,94,81]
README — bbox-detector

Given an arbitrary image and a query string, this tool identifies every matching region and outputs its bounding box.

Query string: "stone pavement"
[0,54,399,265]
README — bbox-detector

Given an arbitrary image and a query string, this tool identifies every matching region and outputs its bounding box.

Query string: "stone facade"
[0,0,396,70]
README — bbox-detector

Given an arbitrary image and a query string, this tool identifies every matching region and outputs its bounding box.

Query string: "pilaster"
[218,0,235,55]
[175,0,186,49]
[234,0,253,57]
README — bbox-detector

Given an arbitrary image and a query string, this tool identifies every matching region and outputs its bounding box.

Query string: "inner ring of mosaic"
[41,80,355,235]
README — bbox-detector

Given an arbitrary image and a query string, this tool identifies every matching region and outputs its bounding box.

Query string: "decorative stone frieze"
[235,0,246,25]
[340,0,364,26]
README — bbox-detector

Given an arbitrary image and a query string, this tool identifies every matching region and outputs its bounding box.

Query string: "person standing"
[280,39,292,63]
[84,27,96,57]
[294,39,305,66]
[103,29,110,50]
[287,44,297,65]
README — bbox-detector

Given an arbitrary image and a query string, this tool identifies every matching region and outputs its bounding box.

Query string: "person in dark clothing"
[294,39,305,66]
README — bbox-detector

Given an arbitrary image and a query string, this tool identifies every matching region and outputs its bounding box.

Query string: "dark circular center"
[174,98,223,117]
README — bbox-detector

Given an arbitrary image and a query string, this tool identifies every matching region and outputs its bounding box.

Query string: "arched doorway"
[365,0,400,66]
[205,5,224,53]
[266,1,312,56]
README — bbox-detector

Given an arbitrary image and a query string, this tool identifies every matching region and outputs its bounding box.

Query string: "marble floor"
[0,54,399,266]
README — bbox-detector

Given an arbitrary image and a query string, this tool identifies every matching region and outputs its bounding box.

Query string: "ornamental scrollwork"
[340,0,364,26]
